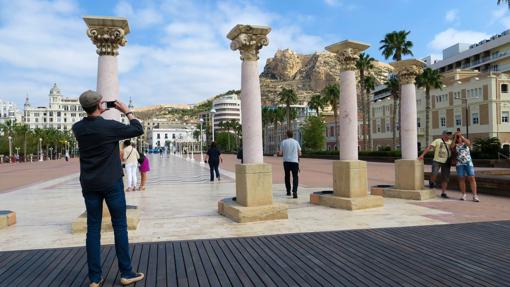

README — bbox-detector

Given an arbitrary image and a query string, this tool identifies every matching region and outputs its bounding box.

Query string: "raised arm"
[418,144,433,160]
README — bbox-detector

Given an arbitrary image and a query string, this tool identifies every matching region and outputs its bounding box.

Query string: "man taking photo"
[72,90,144,287]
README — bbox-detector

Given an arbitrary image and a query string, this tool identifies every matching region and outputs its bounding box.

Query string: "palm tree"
[364,76,377,151]
[308,94,325,116]
[416,68,443,146]
[321,84,340,151]
[278,88,298,129]
[385,75,400,149]
[498,0,510,9]
[356,52,375,151]
[379,30,414,61]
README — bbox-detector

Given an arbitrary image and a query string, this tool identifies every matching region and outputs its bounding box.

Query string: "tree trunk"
[23,133,27,162]
[392,94,397,149]
[367,95,372,151]
[360,72,367,151]
[425,87,431,147]
[287,104,291,130]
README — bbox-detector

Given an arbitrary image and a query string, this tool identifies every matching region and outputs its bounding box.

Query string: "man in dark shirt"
[72,90,144,287]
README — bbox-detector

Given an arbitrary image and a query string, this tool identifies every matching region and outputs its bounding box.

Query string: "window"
[503,111,509,123]
[377,124,381,133]
[386,123,390,132]
[455,115,461,126]
[417,118,421,128]
[440,117,446,127]
[472,113,479,125]
[502,84,508,93]
[165,134,168,139]
[157,134,160,139]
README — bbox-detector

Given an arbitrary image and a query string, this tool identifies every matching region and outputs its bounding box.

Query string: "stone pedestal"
[311,161,383,210]
[0,210,16,229]
[218,164,287,223]
[71,205,140,234]
[380,160,435,200]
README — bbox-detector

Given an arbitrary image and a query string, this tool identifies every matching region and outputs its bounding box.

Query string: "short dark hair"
[83,105,97,114]
[210,141,217,148]
[287,130,293,138]
[124,140,131,147]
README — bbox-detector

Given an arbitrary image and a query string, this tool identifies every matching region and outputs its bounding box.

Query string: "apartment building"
[212,94,241,129]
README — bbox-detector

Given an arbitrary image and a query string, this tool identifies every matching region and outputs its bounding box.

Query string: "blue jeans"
[83,179,134,282]
[456,164,475,177]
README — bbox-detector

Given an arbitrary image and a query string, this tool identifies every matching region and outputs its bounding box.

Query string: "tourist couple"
[121,139,150,192]
[419,130,479,202]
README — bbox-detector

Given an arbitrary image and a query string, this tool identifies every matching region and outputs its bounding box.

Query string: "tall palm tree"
[308,94,325,116]
[278,88,298,129]
[321,84,340,151]
[356,52,375,151]
[498,0,510,9]
[385,75,401,149]
[271,107,286,154]
[416,68,443,146]
[364,76,377,151]
[379,30,414,61]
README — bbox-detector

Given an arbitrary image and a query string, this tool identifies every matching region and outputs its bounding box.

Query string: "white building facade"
[212,94,241,129]
[147,125,196,150]
[0,100,22,125]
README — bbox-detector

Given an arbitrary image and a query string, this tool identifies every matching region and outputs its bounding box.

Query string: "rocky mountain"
[260,48,393,105]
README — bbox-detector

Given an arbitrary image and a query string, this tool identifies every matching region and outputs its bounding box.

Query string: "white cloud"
[428,28,490,51]
[324,0,341,6]
[0,0,326,108]
[445,9,459,23]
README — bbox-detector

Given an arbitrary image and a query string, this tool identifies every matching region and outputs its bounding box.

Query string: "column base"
[218,198,288,223]
[381,187,436,200]
[310,191,383,210]
[0,210,16,229]
[71,205,140,234]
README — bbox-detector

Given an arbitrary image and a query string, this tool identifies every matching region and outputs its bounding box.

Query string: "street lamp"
[15,147,20,157]
[455,91,479,139]
[210,108,216,142]
[199,118,204,163]
[39,138,43,161]
[8,136,12,163]
[49,147,53,160]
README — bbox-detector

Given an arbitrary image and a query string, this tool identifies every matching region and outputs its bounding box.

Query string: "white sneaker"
[473,196,480,202]
[460,194,466,201]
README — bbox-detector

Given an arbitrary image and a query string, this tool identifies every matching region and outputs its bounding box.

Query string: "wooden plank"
[174,241,190,287]
[210,239,254,287]
[203,239,240,287]
[180,241,200,287]
[187,241,212,287]
[37,248,78,286]
[0,249,49,283]
[259,236,334,287]
[144,243,159,287]
[194,240,223,287]
[134,244,150,287]
[0,250,32,276]
[14,248,69,287]
[219,238,265,287]
[57,247,87,287]
[165,242,178,287]
[77,246,113,287]
[155,243,167,287]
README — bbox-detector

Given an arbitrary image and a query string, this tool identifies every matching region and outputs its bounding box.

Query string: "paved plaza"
[1,154,510,253]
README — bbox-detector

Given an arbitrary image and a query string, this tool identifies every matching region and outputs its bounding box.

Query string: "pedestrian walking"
[205,141,223,182]
[72,90,144,287]
[138,152,150,191]
[122,140,139,192]
[452,132,479,202]
[278,130,302,198]
[418,130,453,198]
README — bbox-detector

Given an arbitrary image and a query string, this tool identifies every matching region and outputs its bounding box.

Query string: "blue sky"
[1,0,509,108]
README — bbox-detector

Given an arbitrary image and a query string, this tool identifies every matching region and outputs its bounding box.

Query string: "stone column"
[218,24,287,223]
[310,40,383,210]
[378,59,434,200]
[84,16,130,121]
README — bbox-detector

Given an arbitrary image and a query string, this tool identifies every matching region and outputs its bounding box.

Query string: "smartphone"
[106,101,116,108]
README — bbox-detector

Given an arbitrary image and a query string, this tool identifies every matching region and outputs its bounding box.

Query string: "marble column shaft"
[339,69,358,160]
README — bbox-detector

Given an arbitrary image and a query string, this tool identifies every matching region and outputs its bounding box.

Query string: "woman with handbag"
[138,152,150,191]
[122,140,139,192]
[452,132,479,202]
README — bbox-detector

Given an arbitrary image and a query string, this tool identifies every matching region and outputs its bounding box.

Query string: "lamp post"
[8,136,12,163]
[15,147,20,157]
[199,118,204,163]
[49,147,53,160]
[39,138,43,161]
[210,108,216,142]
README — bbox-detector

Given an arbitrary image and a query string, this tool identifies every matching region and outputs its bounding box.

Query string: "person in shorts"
[418,130,452,198]
[452,132,479,202]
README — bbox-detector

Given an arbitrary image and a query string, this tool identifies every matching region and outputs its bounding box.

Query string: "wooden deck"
[1,221,510,287]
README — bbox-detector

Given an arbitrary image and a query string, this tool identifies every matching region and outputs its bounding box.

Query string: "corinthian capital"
[391,59,426,85]
[84,16,130,56]
[227,24,271,61]
[325,40,370,72]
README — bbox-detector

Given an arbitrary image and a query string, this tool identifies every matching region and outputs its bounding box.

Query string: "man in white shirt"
[278,130,302,198]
